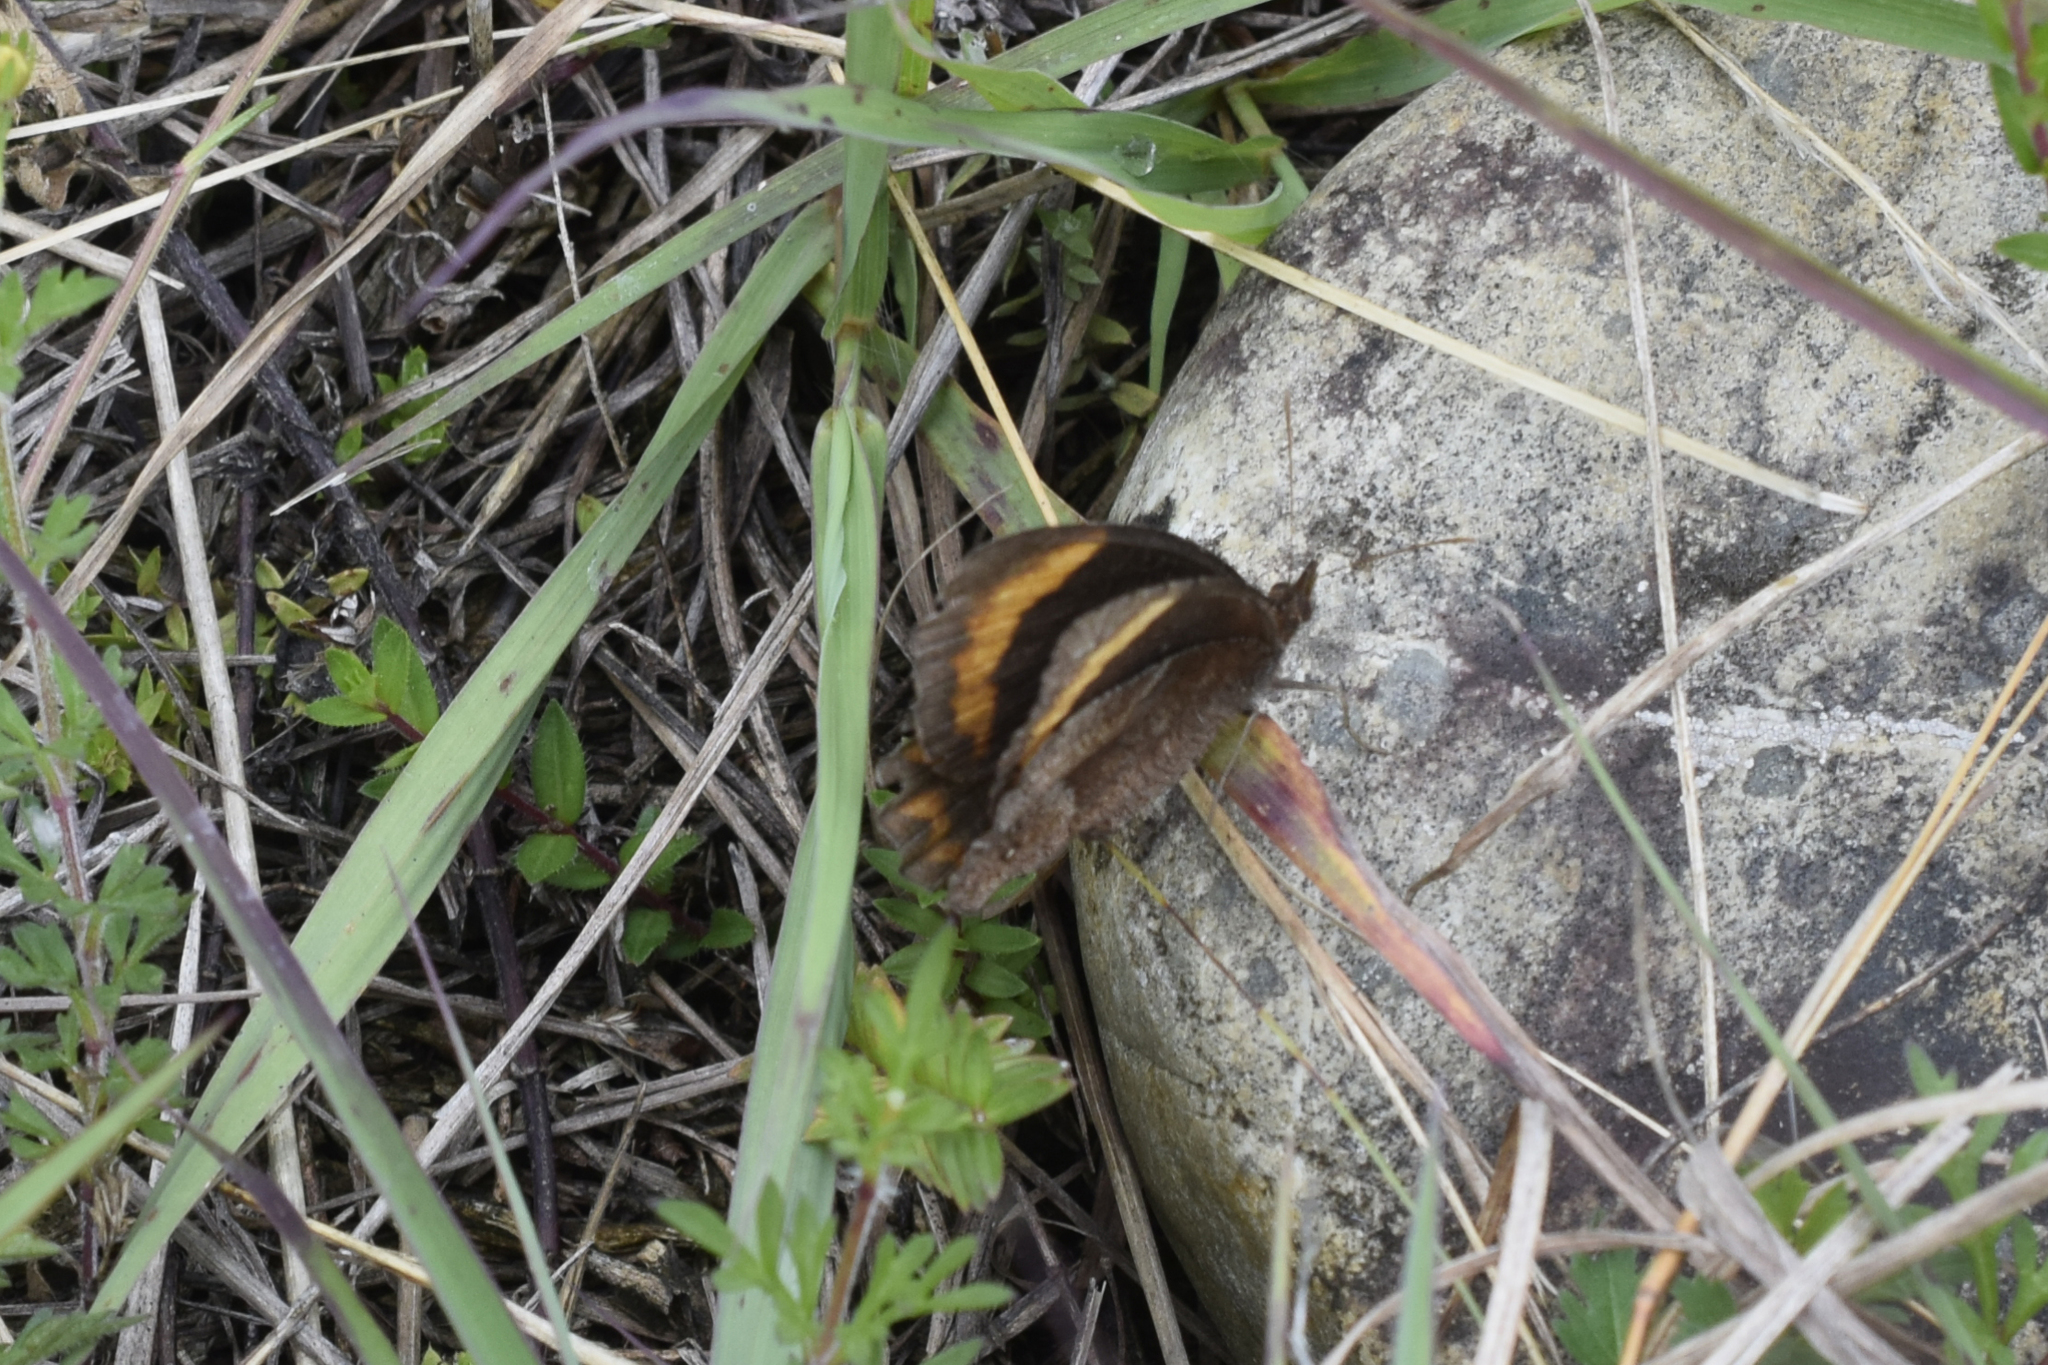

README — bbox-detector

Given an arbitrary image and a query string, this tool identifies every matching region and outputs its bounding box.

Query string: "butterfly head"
[1267,560,1318,642]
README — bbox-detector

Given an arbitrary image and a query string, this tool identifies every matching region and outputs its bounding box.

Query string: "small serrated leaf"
[304,697,390,728]
[695,907,755,952]
[325,648,374,703]
[513,833,580,883]
[620,909,672,965]
[1553,1250,1638,1365]
[542,855,610,890]
[529,700,586,824]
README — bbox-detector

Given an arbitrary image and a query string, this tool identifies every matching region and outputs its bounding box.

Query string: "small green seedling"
[335,346,451,466]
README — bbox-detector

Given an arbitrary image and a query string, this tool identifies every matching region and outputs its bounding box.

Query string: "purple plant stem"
[466,823,561,1257]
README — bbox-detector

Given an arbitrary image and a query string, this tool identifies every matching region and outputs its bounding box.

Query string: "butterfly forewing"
[910,525,1245,787]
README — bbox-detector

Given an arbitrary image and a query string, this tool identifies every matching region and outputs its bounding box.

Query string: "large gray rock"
[1075,10,2048,1357]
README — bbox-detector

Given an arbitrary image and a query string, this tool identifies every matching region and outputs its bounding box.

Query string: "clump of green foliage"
[663,928,1070,1364]
[297,620,749,955]
[866,847,1052,1038]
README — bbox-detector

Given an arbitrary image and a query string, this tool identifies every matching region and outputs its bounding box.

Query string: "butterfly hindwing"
[872,742,990,898]
[990,578,1286,794]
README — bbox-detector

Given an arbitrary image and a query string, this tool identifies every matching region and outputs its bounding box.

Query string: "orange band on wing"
[1013,592,1178,771]
[949,539,1102,757]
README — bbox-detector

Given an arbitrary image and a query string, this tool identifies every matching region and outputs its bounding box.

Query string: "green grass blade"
[1681,0,1995,62]
[1253,0,1989,110]
[404,918,578,1365]
[1150,229,1189,395]
[709,403,885,1365]
[1250,0,1634,109]
[835,1,901,340]
[635,87,1278,197]
[985,0,1272,78]
[1391,1111,1443,1365]
[95,200,838,1314]
[0,1034,205,1244]
[179,1124,404,1365]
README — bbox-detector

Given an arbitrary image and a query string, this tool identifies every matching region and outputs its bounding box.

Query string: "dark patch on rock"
[1243,956,1284,1005]
[1744,746,1808,797]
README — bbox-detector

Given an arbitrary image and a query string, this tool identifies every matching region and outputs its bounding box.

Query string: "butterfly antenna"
[1285,390,1300,567]
[873,487,1011,659]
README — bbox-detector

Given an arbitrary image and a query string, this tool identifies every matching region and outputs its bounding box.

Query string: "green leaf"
[960,922,1038,955]
[22,268,114,338]
[370,616,438,733]
[512,833,580,884]
[0,1096,65,1163]
[1671,1276,1738,1337]
[0,923,79,992]
[266,593,315,629]
[399,344,431,387]
[1791,1182,1850,1254]
[325,647,375,703]
[658,1199,738,1259]
[671,906,755,955]
[1085,314,1132,347]
[1753,1168,1809,1239]
[963,958,1026,999]
[1906,1040,1954,1096]
[1997,231,2048,270]
[304,696,391,728]
[0,1308,133,1365]
[541,854,610,890]
[1111,381,1159,416]
[875,895,946,937]
[1553,1251,1639,1365]
[620,814,702,894]
[529,700,586,825]
[29,494,96,574]
[620,909,672,966]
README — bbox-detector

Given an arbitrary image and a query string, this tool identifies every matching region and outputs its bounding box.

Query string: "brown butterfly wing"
[910,525,1248,789]
[944,579,1287,911]
[871,742,990,896]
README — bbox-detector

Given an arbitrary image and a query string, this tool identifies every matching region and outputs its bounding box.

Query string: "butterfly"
[873,524,1316,913]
